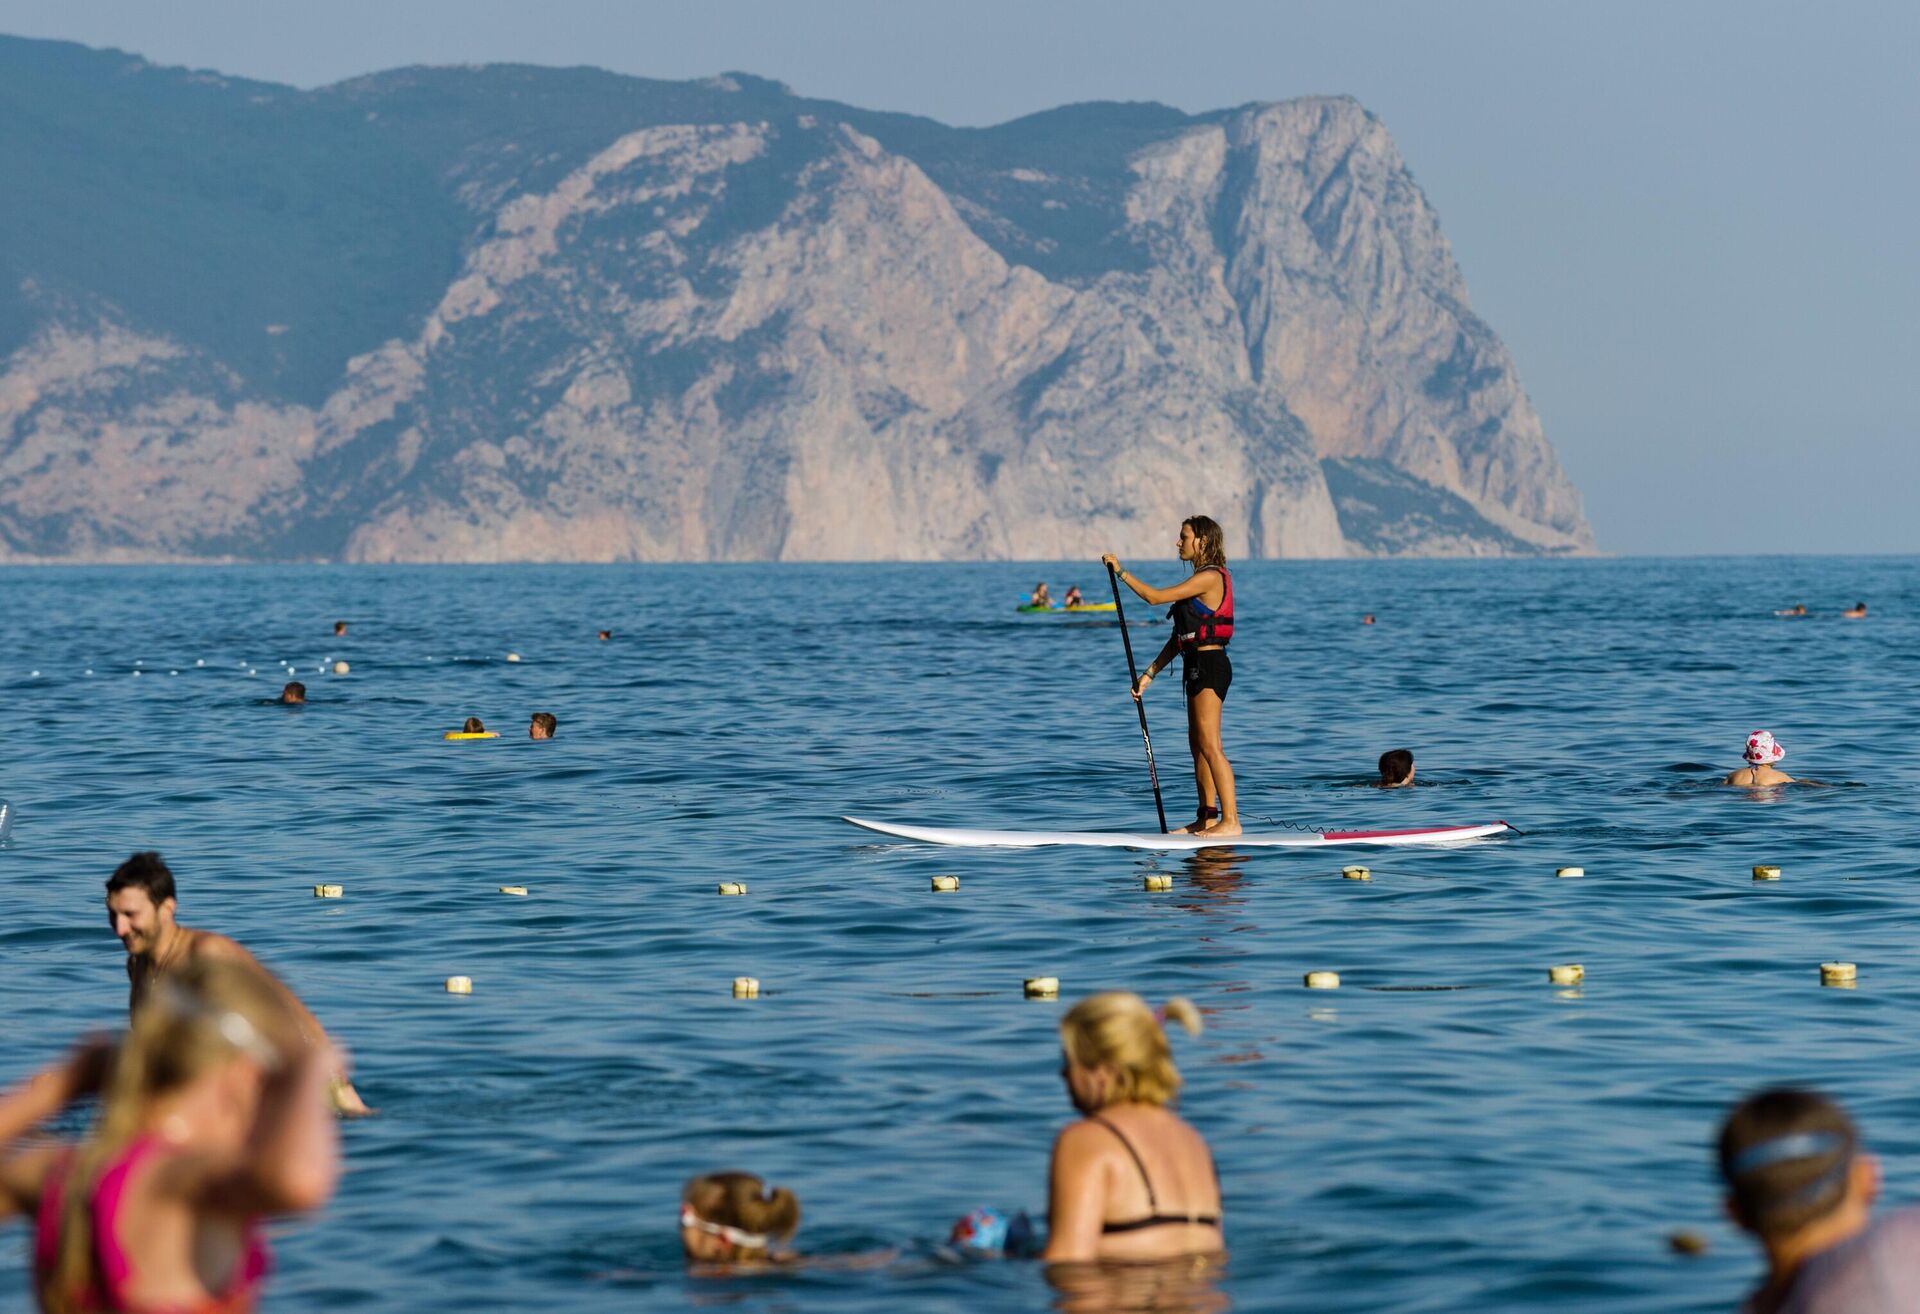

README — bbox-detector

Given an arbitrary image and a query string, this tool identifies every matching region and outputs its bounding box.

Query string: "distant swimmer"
[1105,516,1238,837]
[1775,604,1809,617]
[1030,582,1053,609]
[1363,614,1376,625]
[1378,748,1415,788]
[1717,1087,1920,1314]
[105,851,373,1116]
[1044,992,1223,1264]
[1725,730,1794,787]
[333,619,348,636]
[680,1172,800,1265]
[529,711,557,740]
[463,716,486,734]
[278,681,307,705]
[0,958,340,1314]
[597,629,612,641]
[1843,601,1868,619]
[1063,586,1085,608]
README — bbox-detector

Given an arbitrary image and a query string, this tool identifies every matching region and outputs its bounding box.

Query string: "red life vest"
[1172,567,1233,651]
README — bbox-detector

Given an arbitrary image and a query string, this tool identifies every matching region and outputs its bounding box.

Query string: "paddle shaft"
[1107,562,1170,833]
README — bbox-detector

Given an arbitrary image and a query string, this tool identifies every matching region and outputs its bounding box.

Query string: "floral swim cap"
[1744,731,1786,765]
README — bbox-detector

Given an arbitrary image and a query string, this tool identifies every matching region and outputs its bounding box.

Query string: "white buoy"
[931,874,960,892]
[732,976,760,998]
[1820,962,1857,987]
[1024,976,1060,998]
[445,976,473,994]
[1342,865,1371,881]
[506,652,522,663]
[1548,963,1584,985]
[313,884,343,899]
[1304,970,1341,990]
[499,885,529,896]
[1143,874,1172,891]
[333,660,350,675]
[1753,865,1781,881]
[1556,866,1584,879]
[718,881,748,896]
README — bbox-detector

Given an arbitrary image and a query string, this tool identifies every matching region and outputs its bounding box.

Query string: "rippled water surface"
[2,557,1917,1313]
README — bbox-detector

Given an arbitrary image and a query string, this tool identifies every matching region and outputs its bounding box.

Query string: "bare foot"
[1197,818,1242,838]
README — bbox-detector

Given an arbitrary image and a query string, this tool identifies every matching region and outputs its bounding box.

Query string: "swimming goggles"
[679,1205,771,1251]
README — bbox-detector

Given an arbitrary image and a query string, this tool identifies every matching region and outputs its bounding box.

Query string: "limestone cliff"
[0,38,1590,561]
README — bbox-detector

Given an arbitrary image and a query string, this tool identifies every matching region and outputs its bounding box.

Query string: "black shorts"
[1182,648,1232,702]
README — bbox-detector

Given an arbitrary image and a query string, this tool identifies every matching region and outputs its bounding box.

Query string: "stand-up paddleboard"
[844,816,1514,851]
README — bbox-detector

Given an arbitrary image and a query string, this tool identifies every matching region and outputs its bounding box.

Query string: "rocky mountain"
[0,36,1592,561]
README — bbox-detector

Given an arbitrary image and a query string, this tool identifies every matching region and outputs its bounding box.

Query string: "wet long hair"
[682,1172,802,1256]
[46,959,300,1314]
[1183,517,1227,573]
[1059,992,1203,1108]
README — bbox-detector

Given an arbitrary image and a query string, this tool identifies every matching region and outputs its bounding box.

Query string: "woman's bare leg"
[1190,690,1238,836]
[1172,698,1218,834]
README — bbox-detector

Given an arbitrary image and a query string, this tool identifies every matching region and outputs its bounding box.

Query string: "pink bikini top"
[33,1136,271,1314]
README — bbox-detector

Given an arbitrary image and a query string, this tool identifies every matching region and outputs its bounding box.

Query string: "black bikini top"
[1089,1114,1222,1234]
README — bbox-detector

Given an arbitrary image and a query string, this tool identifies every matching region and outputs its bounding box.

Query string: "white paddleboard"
[843,816,1514,851]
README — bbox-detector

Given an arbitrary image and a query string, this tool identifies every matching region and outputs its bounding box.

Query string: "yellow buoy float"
[312,884,343,899]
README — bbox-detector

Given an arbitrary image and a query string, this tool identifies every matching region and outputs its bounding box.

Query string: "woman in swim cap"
[0,957,340,1314]
[1726,730,1794,787]
[1044,992,1223,1263]
[679,1172,800,1265]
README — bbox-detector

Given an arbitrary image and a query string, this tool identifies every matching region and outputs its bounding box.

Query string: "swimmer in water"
[1842,602,1868,619]
[1725,730,1794,787]
[0,958,341,1314]
[1718,1087,1920,1314]
[680,1172,800,1265]
[278,681,306,705]
[597,629,612,641]
[1044,991,1222,1265]
[1362,614,1376,625]
[1775,604,1809,617]
[1378,748,1415,788]
[462,717,486,735]
[333,620,347,636]
[1105,516,1239,837]
[1063,586,1085,608]
[105,852,372,1116]
[1030,582,1053,609]
[529,712,557,740]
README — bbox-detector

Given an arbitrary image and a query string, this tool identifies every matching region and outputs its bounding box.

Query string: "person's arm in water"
[191,935,375,1116]
[1101,556,1218,608]
[1042,1121,1109,1263]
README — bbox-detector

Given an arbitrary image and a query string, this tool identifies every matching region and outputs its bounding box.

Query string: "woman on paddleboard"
[1103,516,1238,837]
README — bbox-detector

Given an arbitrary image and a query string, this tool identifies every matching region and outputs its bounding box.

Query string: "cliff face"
[0,38,1591,561]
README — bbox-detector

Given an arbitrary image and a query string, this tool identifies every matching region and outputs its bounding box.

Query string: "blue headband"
[1728,1130,1847,1179]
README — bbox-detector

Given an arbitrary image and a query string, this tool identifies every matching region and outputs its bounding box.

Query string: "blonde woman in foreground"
[1045,992,1223,1264]
[0,957,340,1314]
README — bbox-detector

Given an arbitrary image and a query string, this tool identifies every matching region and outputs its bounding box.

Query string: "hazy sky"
[4,0,1915,554]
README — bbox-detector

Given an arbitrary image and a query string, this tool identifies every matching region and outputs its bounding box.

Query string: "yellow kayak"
[1016,602,1117,614]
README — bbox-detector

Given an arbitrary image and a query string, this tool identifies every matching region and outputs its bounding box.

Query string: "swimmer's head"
[1719,1088,1874,1240]
[1378,748,1414,787]
[333,620,347,636]
[1744,731,1786,765]
[463,717,485,734]
[597,630,611,641]
[529,712,557,740]
[680,1172,800,1262]
[279,681,306,705]
[1059,992,1201,1112]
[106,852,178,957]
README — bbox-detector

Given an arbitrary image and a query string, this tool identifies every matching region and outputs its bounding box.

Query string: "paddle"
[1107,562,1169,833]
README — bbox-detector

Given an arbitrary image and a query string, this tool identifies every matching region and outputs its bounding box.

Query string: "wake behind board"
[844,816,1514,851]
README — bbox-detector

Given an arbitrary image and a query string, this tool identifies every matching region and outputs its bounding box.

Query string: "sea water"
[0,556,1915,1313]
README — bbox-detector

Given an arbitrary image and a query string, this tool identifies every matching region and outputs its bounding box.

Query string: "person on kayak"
[1029,582,1053,609]
[1063,586,1085,608]
[1103,516,1238,838]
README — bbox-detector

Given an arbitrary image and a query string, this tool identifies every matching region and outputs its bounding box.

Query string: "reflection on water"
[1047,1255,1231,1314]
